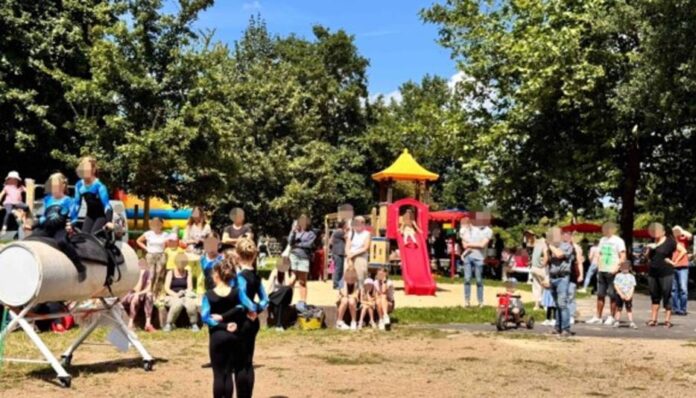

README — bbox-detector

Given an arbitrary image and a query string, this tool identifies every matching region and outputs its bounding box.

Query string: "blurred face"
[204,237,219,257]
[76,161,95,180]
[192,208,201,221]
[233,210,244,226]
[562,232,572,243]
[550,228,562,244]
[376,269,386,281]
[298,215,308,230]
[673,227,682,238]
[167,238,179,248]
[6,178,19,186]
[461,217,471,227]
[174,253,189,271]
[49,179,65,197]
[621,264,630,273]
[602,224,615,237]
[649,224,665,240]
[354,219,365,232]
[151,219,163,232]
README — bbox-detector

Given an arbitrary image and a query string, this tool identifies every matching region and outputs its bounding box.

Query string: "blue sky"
[174,0,457,98]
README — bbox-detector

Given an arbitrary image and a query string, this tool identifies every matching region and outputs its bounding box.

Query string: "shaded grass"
[392,304,545,325]
[309,352,386,366]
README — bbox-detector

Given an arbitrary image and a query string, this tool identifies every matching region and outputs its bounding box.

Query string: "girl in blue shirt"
[29,173,86,281]
[234,238,268,398]
[72,156,112,235]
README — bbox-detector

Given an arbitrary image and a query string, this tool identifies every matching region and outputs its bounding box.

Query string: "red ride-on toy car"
[495,292,534,331]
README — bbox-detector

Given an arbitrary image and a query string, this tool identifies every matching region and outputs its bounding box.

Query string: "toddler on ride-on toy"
[495,280,535,331]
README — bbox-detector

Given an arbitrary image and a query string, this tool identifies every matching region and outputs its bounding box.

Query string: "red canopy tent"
[428,210,472,278]
[429,210,471,223]
[561,223,602,233]
[633,229,651,239]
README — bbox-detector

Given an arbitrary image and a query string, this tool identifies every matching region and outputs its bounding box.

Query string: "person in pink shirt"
[0,171,25,234]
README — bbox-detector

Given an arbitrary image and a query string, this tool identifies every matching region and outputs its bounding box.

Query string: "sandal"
[646,320,657,327]
[665,321,673,329]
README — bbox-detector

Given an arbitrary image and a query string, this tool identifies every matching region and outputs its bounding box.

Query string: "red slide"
[396,232,436,295]
[387,198,436,296]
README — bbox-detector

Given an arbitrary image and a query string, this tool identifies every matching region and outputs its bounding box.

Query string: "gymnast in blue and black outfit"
[72,156,112,235]
[30,172,86,281]
[234,237,268,398]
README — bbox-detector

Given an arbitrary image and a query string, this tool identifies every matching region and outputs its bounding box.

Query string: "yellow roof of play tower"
[372,149,439,182]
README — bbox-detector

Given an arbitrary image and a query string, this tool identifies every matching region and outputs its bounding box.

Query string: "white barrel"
[0,241,139,306]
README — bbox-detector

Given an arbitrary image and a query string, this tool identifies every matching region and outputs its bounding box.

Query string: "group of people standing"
[527,221,693,337]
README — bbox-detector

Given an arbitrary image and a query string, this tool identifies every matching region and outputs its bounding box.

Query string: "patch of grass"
[513,358,556,371]
[392,304,544,325]
[458,356,481,362]
[586,392,610,397]
[310,352,386,366]
[681,340,696,348]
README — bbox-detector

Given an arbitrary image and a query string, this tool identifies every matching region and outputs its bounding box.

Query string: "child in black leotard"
[235,238,268,398]
[73,156,113,235]
[201,258,245,398]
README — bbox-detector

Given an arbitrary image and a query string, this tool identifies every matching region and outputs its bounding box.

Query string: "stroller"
[495,291,534,331]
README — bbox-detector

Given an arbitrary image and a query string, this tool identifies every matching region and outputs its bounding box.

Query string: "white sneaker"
[275,326,285,332]
[586,316,602,324]
[350,321,357,331]
[383,314,391,325]
[603,316,616,326]
[570,317,575,325]
[370,322,377,329]
[465,301,471,308]
[550,319,556,327]
[630,322,637,329]
[336,321,350,330]
[163,324,173,332]
[378,319,386,331]
[612,320,620,328]
[541,320,551,326]
[578,288,587,294]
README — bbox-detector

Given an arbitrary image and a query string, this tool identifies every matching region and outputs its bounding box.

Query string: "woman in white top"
[136,217,168,293]
[266,261,296,331]
[346,216,371,287]
[183,206,211,254]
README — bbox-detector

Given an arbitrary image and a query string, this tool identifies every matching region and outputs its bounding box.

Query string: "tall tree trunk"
[620,139,640,260]
[143,196,151,230]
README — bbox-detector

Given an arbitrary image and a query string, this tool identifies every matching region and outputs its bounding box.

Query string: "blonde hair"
[46,172,68,194]
[235,237,257,263]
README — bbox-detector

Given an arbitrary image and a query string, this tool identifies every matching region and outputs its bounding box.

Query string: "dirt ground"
[2,325,696,398]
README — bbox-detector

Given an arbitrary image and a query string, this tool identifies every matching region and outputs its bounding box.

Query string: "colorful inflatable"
[114,190,192,230]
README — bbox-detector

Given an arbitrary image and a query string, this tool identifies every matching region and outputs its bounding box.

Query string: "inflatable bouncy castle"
[114,190,192,231]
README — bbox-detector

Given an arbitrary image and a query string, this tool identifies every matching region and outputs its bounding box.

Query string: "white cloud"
[369,90,402,104]
[447,71,467,91]
[242,1,261,11]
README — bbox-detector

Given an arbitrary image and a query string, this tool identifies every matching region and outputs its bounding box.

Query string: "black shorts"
[615,295,633,311]
[648,274,673,310]
[596,272,616,299]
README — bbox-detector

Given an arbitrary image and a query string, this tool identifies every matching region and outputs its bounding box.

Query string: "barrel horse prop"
[0,233,154,388]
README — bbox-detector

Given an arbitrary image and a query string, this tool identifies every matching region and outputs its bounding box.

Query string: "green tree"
[423,0,696,250]
[364,75,479,210]
[54,0,237,224]
[213,18,374,237]
[0,0,115,179]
